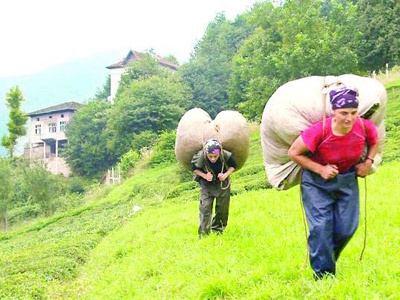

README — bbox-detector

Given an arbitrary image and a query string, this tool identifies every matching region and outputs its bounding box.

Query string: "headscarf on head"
[329,87,359,110]
[204,138,221,155]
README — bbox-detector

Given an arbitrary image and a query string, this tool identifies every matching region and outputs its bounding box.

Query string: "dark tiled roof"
[106,50,178,70]
[29,101,83,116]
[155,54,179,70]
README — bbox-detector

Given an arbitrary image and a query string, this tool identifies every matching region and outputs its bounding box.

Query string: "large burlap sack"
[260,74,387,190]
[175,108,250,170]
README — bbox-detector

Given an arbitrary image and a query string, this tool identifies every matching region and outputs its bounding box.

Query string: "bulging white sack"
[175,108,250,170]
[260,74,387,190]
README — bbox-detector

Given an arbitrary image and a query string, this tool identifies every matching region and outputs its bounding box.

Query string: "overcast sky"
[0,0,261,78]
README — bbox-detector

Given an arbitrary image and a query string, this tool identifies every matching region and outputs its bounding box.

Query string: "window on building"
[61,114,64,118]
[35,124,41,135]
[60,121,67,132]
[49,123,57,133]
[36,117,40,121]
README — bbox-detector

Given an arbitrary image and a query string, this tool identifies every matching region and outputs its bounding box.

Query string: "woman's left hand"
[218,173,227,181]
[356,160,372,177]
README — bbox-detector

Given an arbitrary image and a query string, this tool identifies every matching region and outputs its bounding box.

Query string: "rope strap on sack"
[214,124,231,190]
[202,122,231,190]
[359,177,368,261]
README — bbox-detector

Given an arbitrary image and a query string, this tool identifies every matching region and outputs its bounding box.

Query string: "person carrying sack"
[288,86,379,280]
[191,138,237,237]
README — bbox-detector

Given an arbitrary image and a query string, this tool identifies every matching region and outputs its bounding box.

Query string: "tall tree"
[1,86,28,157]
[229,0,359,120]
[108,74,192,156]
[64,100,117,178]
[229,1,280,120]
[355,0,400,72]
[22,163,62,216]
[179,13,255,118]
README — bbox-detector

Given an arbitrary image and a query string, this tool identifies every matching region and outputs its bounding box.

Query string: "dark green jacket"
[191,150,235,182]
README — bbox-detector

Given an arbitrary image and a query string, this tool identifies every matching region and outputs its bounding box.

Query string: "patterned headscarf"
[204,138,221,155]
[329,87,359,110]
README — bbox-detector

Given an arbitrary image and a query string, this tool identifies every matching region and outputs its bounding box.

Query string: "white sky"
[0,0,261,77]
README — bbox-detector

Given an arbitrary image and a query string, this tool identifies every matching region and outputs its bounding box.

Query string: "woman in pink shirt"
[288,86,379,280]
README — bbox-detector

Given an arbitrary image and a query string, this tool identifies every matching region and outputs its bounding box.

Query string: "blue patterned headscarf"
[329,87,359,110]
[204,139,221,155]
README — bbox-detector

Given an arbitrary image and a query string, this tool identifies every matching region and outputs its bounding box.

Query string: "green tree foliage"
[1,158,88,226]
[130,131,159,153]
[118,53,167,91]
[94,75,111,100]
[119,149,140,176]
[229,2,281,120]
[0,159,13,231]
[1,86,28,157]
[64,54,189,177]
[163,55,179,66]
[64,100,118,178]
[22,164,63,216]
[179,13,255,118]
[54,0,400,178]
[229,0,359,120]
[355,0,400,72]
[148,130,177,167]
[108,74,192,156]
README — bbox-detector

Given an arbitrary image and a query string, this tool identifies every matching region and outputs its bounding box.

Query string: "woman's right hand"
[319,164,339,180]
[204,172,213,182]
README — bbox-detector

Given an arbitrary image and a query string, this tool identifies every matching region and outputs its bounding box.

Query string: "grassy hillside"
[1,74,400,299]
[379,68,400,163]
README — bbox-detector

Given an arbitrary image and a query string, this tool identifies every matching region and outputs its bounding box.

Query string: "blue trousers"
[301,169,359,277]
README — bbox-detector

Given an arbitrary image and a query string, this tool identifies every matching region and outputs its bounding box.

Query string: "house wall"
[24,144,71,177]
[26,109,76,177]
[108,67,124,103]
[46,156,71,177]
[29,110,74,145]
[25,143,51,159]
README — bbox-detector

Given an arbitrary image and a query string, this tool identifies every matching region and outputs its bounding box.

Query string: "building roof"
[106,50,179,70]
[28,101,83,117]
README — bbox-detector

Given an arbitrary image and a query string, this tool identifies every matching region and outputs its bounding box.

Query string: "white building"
[106,50,178,103]
[25,101,83,176]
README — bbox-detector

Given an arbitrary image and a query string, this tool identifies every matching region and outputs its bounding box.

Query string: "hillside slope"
[0,130,269,298]
[1,131,400,299]
[1,73,399,299]
[63,161,400,299]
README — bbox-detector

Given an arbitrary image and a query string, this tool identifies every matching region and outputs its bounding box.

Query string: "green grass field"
[1,74,400,299]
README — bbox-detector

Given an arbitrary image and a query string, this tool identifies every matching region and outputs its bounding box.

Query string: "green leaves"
[64,100,117,177]
[355,0,400,72]
[109,74,192,154]
[229,0,361,120]
[2,86,27,157]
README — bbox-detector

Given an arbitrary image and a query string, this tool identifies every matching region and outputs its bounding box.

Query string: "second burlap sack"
[175,108,250,171]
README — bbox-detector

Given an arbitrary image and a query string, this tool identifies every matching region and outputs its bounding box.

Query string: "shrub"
[131,130,158,152]
[119,149,140,176]
[148,130,177,167]
[66,177,87,194]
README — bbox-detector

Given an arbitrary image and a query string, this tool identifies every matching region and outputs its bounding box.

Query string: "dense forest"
[64,0,400,178]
